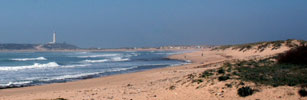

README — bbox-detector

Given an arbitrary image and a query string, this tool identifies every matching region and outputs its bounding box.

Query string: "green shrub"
[187,74,195,79]
[193,79,203,84]
[225,84,232,88]
[218,75,230,81]
[233,56,307,87]
[169,85,176,90]
[236,63,307,87]
[238,86,254,97]
[200,70,214,78]
[227,68,232,72]
[278,45,307,65]
[232,71,239,76]
[239,82,245,85]
[218,68,225,74]
[224,62,232,67]
[54,98,68,100]
[299,89,307,97]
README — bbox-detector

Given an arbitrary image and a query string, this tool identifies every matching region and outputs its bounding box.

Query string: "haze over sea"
[0,51,189,89]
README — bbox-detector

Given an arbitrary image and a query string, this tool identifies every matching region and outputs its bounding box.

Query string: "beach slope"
[0,40,306,100]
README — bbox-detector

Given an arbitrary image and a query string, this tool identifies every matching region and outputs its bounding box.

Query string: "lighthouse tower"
[52,32,56,44]
[49,31,56,44]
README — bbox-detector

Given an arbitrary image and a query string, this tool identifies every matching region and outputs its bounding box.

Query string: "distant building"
[49,31,56,44]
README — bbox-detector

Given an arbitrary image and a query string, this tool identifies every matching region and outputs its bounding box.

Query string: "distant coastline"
[0,43,209,52]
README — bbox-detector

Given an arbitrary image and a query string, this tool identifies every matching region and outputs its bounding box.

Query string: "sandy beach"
[0,46,306,100]
[1,0,306,99]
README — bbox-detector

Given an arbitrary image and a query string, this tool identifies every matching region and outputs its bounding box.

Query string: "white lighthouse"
[49,31,56,44]
[53,32,56,43]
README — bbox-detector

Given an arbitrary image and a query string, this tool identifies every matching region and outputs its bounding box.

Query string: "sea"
[0,51,189,89]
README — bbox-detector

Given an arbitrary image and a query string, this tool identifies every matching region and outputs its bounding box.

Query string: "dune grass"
[213,39,307,52]
[223,45,307,87]
[202,42,307,97]
[235,63,307,87]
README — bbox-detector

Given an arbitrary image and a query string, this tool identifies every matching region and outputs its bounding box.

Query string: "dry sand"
[0,47,306,100]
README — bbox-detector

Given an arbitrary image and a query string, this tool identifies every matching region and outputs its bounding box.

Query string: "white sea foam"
[111,57,130,61]
[0,81,33,87]
[42,72,101,81]
[131,53,138,56]
[11,57,47,61]
[107,66,138,72]
[77,54,121,58]
[83,59,109,63]
[1,66,139,86]
[0,62,59,71]
[62,64,92,68]
[124,53,138,57]
[82,57,129,63]
[41,66,139,81]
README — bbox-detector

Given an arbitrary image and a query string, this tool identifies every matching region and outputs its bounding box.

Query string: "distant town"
[0,32,211,51]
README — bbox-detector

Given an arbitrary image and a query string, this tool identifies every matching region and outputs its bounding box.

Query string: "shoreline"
[1,47,301,100]
[0,54,191,90]
[0,49,205,97]
[0,50,208,100]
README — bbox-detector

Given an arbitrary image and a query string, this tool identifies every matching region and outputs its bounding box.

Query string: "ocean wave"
[111,57,129,61]
[131,53,138,56]
[0,66,140,88]
[10,57,47,61]
[124,53,138,57]
[42,66,138,81]
[77,54,121,58]
[62,64,92,68]
[82,57,129,63]
[109,66,139,72]
[0,81,33,87]
[41,72,101,81]
[0,62,59,71]
[83,59,109,63]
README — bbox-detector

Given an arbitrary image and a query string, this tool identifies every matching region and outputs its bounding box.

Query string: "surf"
[10,57,47,61]
[0,62,59,71]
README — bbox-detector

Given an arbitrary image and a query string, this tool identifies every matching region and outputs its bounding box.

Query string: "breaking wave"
[111,57,129,61]
[61,64,92,68]
[0,81,33,88]
[83,59,109,63]
[0,66,139,88]
[77,54,121,58]
[82,57,130,63]
[0,51,186,89]
[11,57,47,61]
[0,62,91,71]
[0,62,59,71]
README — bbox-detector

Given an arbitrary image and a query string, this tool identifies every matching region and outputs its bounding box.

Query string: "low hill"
[42,43,79,50]
[0,43,79,50]
[0,44,39,50]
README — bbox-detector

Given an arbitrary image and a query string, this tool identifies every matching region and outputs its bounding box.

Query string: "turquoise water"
[0,51,188,89]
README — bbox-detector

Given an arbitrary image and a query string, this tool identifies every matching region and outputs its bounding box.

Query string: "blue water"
[0,51,188,88]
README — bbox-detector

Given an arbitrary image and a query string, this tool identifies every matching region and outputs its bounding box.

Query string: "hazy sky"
[0,0,306,48]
